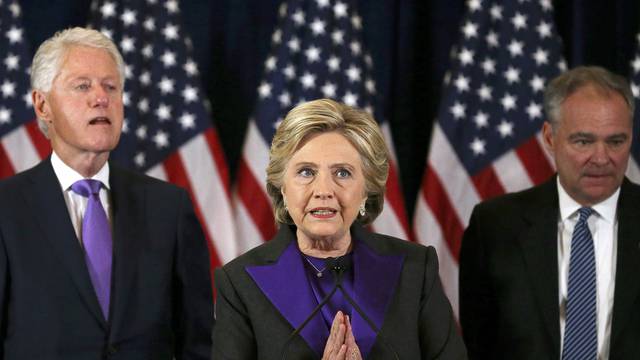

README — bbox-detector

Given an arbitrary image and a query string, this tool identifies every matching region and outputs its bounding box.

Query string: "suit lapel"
[24,159,106,328]
[517,178,560,354]
[108,165,146,336]
[610,179,640,349]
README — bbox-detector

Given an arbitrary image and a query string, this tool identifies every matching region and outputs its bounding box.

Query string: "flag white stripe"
[234,193,266,253]
[147,163,168,181]
[371,200,408,239]
[2,126,40,173]
[243,121,271,184]
[493,151,534,193]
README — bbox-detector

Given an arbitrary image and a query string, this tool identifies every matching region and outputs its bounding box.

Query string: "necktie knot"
[577,207,594,224]
[71,179,103,197]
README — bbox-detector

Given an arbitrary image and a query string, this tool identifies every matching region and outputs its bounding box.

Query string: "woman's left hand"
[344,315,362,360]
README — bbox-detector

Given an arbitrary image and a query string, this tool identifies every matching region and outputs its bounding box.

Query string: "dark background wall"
[19,0,640,220]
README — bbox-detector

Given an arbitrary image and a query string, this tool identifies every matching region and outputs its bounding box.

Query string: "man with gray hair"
[460,66,640,359]
[0,27,212,359]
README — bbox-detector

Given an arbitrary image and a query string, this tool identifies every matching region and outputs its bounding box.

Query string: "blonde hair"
[266,98,389,225]
[30,27,125,136]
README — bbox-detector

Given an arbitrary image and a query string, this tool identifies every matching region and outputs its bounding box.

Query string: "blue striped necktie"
[562,207,597,360]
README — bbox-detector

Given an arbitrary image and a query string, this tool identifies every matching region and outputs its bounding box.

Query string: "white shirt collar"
[50,151,111,192]
[557,177,619,223]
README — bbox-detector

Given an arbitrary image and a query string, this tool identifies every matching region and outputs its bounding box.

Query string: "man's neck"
[53,149,109,178]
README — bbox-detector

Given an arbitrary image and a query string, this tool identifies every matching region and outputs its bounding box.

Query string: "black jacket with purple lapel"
[0,158,213,359]
[212,223,467,359]
[460,177,640,360]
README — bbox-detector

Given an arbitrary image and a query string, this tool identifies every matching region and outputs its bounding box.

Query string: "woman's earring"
[359,203,366,217]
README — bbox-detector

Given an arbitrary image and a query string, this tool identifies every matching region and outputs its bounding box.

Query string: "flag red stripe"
[471,165,505,200]
[385,161,412,240]
[515,137,555,185]
[203,128,231,194]
[25,120,51,159]
[237,158,277,240]
[163,153,222,276]
[0,144,15,179]
[422,164,464,259]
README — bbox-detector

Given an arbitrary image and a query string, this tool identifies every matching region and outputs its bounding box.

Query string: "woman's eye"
[298,168,314,177]
[336,169,351,178]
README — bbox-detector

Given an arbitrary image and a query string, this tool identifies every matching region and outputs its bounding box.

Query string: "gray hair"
[30,27,125,136]
[543,66,634,131]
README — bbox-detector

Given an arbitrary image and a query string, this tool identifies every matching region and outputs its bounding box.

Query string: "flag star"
[537,21,552,38]
[504,67,520,84]
[346,65,361,82]
[458,47,474,66]
[155,103,172,121]
[316,0,330,8]
[343,91,359,107]
[265,56,277,71]
[0,107,11,125]
[139,71,151,86]
[134,152,145,167]
[364,54,373,68]
[497,120,514,138]
[138,98,149,113]
[508,40,524,56]
[179,112,196,130]
[540,0,552,11]
[1,80,16,98]
[530,75,545,92]
[305,46,321,63]
[481,58,496,74]
[334,1,348,18]
[163,23,179,40]
[350,41,362,55]
[526,102,543,119]
[365,78,376,94]
[278,91,291,107]
[283,64,296,79]
[462,21,478,38]
[124,64,134,79]
[122,91,131,106]
[141,44,153,58]
[158,77,175,94]
[160,51,176,67]
[143,17,155,31]
[121,8,137,26]
[272,29,282,44]
[470,138,486,155]
[532,48,549,65]
[6,26,22,44]
[501,93,517,111]
[490,5,502,20]
[136,125,148,139]
[4,53,19,71]
[631,57,640,73]
[100,1,116,18]
[278,3,287,17]
[477,84,493,101]
[450,102,466,119]
[99,28,113,40]
[332,30,344,45]
[327,56,341,72]
[474,111,489,128]
[486,31,499,47]
[467,0,482,12]
[454,74,470,92]
[558,60,567,71]
[120,36,135,53]
[511,12,527,30]
[184,59,199,76]
[310,18,326,36]
[9,2,20,17]
[632,83,640,98]
[153,130,170,148]
[292,10,305,25]
[22,91,32,107]
[165,0,179,13]
[258,81,272,98]
[300,72,316,89]
[288,37,301,52]
[351,15,362,30]
[182,85,198,103]
[322,82,337,98]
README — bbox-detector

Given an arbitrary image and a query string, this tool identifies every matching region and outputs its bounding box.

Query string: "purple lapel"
[245,240,327,357]
[351,240,404,357]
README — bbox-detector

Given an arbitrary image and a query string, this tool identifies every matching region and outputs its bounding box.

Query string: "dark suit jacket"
[0,158,213,360]
[459,177,640,360]
[212,223,467,359]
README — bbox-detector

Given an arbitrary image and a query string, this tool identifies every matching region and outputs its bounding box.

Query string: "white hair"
[30,27,125,136]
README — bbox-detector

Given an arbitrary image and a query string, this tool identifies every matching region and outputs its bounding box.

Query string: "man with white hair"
[0,27,212,359]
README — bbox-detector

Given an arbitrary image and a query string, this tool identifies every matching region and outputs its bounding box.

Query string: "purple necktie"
[71,179,112,318]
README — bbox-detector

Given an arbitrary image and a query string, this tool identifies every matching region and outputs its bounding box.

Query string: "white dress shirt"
[50,152,112,244]
[557,178,618,360]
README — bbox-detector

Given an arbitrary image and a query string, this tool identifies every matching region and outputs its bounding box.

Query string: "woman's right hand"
[322,311,362,360]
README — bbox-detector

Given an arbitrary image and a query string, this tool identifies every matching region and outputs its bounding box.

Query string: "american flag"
[413,0,565,316]
[0,1,50,179]
[626,32,640,181]
[88,0,237,273]
[234,0,411,251]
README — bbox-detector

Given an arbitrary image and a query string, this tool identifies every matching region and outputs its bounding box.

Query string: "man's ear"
[32,90,50,122]
[541,121,554,154]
